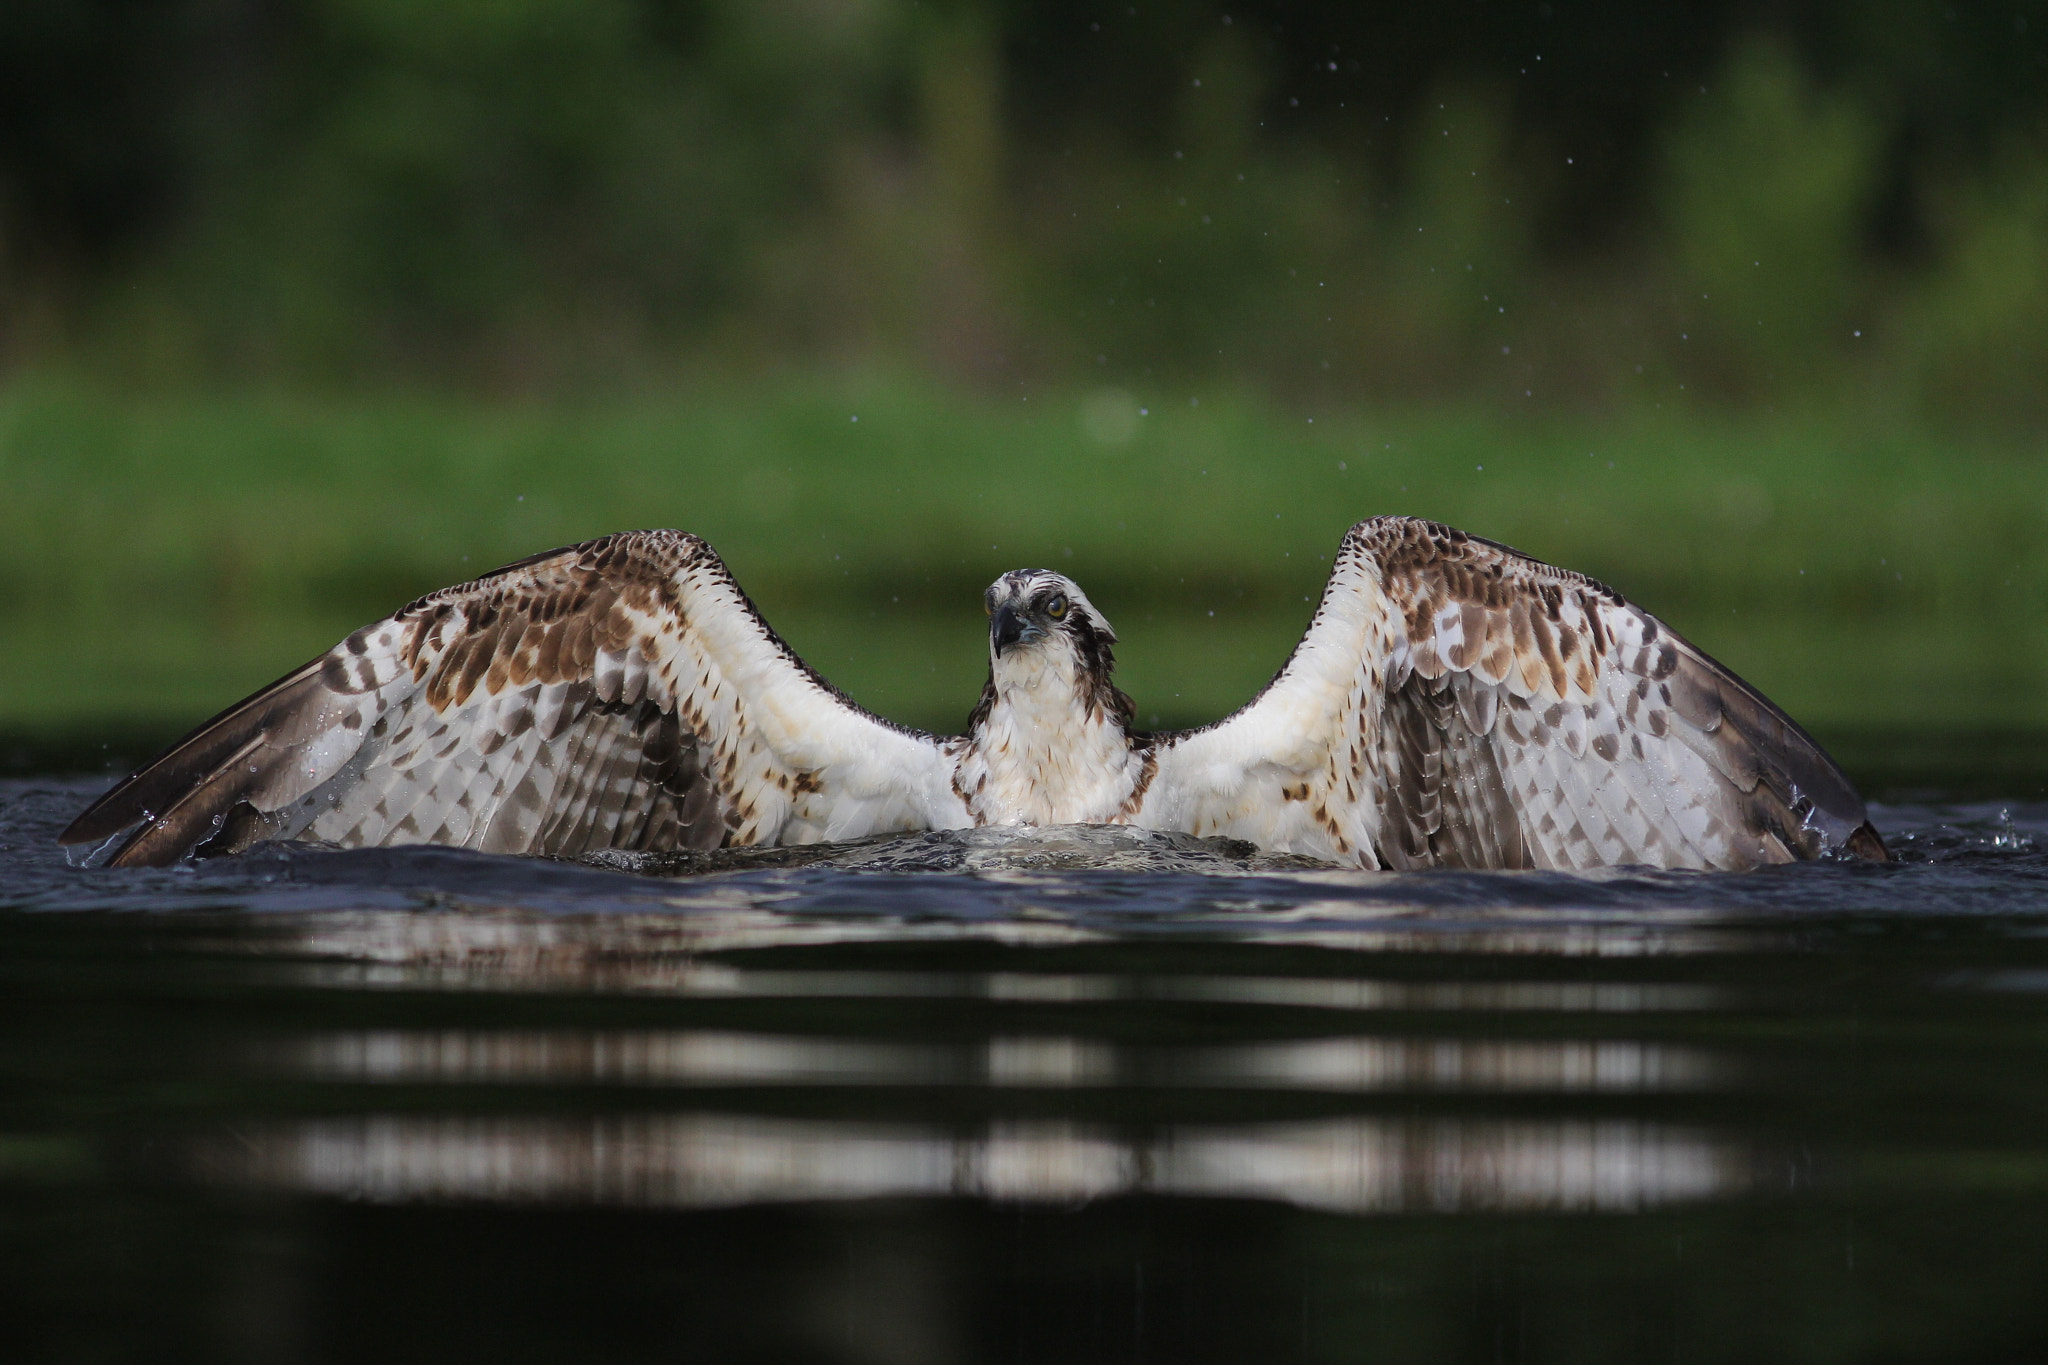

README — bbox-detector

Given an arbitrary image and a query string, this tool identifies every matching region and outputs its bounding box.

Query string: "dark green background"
[0,1,2043,743]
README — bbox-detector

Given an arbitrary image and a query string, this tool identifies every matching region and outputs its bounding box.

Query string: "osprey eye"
[1046,594,1069,619]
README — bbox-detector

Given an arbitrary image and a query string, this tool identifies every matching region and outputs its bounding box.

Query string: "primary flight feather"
[62,517,1888,870]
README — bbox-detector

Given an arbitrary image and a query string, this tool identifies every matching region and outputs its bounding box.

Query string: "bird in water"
[62,516,1888,871]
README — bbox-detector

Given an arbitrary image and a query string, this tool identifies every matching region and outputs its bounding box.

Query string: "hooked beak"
[991,603,1030,654]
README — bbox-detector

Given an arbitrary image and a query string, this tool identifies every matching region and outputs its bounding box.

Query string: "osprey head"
[984,569,1116,659]
[975,568,1134,734]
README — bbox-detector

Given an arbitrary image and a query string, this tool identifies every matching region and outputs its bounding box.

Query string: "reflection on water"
[1154,975,1718,1012]
[269,909,1728,1005]
[1190,1036,1718,1091]
[271,910,1754,997]
[206,1113,1745,1215]
[9,780,2048,1359]
[281,916,1726,1008]
[291,1029,1720,1094]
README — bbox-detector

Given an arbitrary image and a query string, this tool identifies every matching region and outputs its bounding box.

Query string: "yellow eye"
[1046,594,1068,619]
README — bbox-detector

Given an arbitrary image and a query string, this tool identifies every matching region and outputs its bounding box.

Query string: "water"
[7,772,2048,1363]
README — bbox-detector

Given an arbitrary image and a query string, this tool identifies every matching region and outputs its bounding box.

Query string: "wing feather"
[1143,516,1886,870]
[63,531,967,866]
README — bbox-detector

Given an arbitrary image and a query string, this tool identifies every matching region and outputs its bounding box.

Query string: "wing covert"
[1142,516,1886,871]
[62,531,966,867]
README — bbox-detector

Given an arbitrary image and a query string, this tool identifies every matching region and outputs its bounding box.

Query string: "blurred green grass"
[1,370,2042,741]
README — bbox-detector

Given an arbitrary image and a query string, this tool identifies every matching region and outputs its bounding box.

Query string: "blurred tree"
[0,0,2042,415]
[1901,130,2048,422]
[1660,35,1882,395]
[1384,78,1534,388]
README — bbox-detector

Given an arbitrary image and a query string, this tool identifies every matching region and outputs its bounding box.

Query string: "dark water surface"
[7,774,2048,1363]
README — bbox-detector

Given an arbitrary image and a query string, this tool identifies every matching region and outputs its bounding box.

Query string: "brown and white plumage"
[62,532,967,867]
[1137,518,1886,870]
[63,517,1887,871]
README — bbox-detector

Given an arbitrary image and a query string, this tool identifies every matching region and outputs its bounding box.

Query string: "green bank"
[2,372,2042,751]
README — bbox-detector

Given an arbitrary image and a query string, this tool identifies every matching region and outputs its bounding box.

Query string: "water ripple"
[5,781,2047,948]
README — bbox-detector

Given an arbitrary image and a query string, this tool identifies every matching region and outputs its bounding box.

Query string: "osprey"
[62,517,1888,871]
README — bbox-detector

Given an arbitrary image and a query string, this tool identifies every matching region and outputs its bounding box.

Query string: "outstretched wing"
[1139,516,1886,871]
[62,531,967,867]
